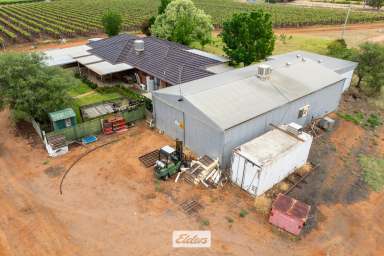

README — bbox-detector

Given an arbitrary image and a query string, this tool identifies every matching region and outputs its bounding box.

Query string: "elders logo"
[172,230,211,248]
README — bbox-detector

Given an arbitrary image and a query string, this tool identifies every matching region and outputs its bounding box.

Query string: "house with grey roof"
[44,34,229,91]
[152,52,358,167]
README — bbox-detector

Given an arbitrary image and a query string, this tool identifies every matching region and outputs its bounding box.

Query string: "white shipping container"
[230,126,313,196]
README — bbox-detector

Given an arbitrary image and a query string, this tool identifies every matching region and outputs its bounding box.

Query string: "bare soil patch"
[0,92,383,255]
[44,166,65,178]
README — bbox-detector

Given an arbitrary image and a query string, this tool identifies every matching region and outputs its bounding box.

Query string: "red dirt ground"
[0,106,383,255]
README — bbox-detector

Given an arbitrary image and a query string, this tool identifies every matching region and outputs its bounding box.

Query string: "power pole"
[341,4,352,40]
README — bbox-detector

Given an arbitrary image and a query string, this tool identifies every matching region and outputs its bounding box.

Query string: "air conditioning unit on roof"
[257,64,272,80]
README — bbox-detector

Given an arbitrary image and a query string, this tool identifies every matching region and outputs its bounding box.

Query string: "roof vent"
[134,39,144,53]
[286,62,292,67]
[257,64,272,80]
[317,59,323,63]
[296,54,301,59]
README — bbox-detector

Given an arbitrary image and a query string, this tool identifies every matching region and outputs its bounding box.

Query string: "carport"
[43,45,92,67]
[85,61,134,81]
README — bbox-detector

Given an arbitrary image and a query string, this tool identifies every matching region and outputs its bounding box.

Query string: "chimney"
[134,39,144,53]
[257,64,272,80]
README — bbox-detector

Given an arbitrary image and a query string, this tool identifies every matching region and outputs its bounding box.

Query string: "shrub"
[239,209,249,218]
[366,114,382,128]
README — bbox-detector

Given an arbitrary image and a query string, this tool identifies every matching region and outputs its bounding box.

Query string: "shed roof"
[268,50,358,74]
[49,108,76,122]
[76,55,103,65]
[236,127,311,166]
[154,57,345,130]
[86,61,134,76]
[88,34,227,85]
[43,45,92,66]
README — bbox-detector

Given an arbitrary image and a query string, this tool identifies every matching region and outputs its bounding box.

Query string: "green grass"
[68,83,93,97]
[70,89,123,123]
[74,91,122,107]
[359,155,384,192]
[201,219,210,226]
[193,33,331,61]
[273,34,331,55]
[0,0,40,4]
[338,112,382,129]
[338,112,365,125]
[366,114,382,129]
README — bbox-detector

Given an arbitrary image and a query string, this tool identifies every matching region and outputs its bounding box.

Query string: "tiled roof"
[88,34,224,85]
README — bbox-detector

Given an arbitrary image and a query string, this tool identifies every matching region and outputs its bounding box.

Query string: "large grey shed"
[268,50,358,91]
[152,52,357,167]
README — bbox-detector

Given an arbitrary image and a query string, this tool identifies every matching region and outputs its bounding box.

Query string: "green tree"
[142,0,172,36]
[158,0,173,14]
[141,16,156,36]
[0,53,80,123]
[220,10,275,66]
[367,0,384,10]
[102,10,122,37]
[151,0,213,46]
[327,39,355,60]
[354,42,384,94]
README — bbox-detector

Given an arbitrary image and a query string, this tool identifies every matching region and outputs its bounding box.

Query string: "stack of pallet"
[102,116,127,135]
[183,155,222,188]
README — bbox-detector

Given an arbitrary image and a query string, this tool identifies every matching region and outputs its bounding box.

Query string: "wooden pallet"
[138,149,160,167]
[199,155,214,167]
[46,134,66,150]
[180,199,203,215]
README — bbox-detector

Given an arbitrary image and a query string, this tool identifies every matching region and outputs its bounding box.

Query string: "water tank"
[134,39,145,52]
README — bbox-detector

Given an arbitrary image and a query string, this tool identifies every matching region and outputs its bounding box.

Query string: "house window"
[64,118,72,127]
[298,105,310,118]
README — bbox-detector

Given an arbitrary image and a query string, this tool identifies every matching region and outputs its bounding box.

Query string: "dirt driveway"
[0,107,383,256]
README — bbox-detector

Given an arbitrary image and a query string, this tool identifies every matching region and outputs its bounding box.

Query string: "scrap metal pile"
[181,155,226,188]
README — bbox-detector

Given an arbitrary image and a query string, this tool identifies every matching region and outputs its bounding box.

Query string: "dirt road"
[0,106,383,255]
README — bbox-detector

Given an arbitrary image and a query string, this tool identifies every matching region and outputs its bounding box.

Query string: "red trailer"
[269,193,311,236]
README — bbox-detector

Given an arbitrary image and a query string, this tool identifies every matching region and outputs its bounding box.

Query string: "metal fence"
[31,118,43,140]
[45,104,145,142]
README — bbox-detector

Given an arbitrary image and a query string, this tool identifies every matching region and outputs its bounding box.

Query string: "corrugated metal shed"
[154,58,344,130]
[268,50,358,74]
[153,51,353,167]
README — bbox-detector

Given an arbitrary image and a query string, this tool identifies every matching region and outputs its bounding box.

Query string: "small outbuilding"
[49,108,77,131]
[230,124,312,196]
